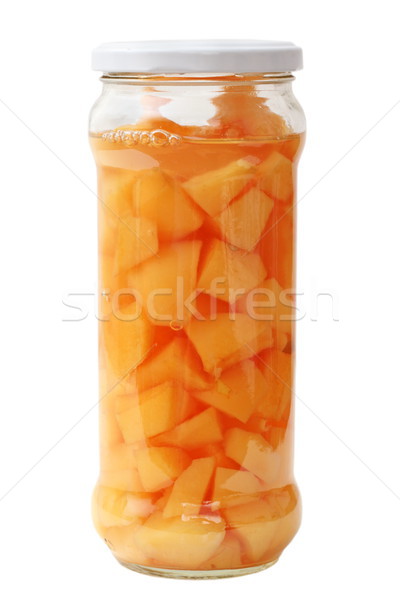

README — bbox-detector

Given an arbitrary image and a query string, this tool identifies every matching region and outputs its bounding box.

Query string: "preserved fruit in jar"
[90,39,305,579]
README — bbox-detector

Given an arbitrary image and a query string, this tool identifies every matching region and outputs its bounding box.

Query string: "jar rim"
[99,72,295,86]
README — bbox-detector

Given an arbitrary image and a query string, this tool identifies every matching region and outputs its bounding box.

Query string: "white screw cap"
[92,40,303,74]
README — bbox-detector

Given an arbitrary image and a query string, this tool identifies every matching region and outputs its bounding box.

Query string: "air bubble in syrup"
[169,320,183,331]
[140,132,151,145]
[169,134,182,146]
[121,131,135,146]
[100,129,183,147]
[151,129,169,147]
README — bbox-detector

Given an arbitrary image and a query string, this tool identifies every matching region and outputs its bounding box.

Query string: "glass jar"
[89,40,305,579]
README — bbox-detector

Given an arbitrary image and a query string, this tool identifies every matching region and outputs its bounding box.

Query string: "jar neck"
[100,72,294,86]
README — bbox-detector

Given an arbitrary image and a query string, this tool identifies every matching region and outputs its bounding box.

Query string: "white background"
[1,1,399,598]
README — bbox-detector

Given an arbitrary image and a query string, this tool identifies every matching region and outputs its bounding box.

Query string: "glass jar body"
[90,73,305,579]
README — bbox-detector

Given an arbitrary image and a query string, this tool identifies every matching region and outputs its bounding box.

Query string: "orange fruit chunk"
[212,467,262,509]
[223,499,279,562]
[98,202,118,257]
[99,468,145,493]
[224,428,280,483]
[100,442,137,472]
[98,167,136,217]
[92,485,154,529]
[193,360,267,423]
[132,511,226,569]
[113,214,158,274]
[212,187,274,251]
[274,330,289,352]
[132,168,204,241]
[255,349,292,424]
[236,277,295,335]
[101,305,154,380]
[267,503,301,558]
[99,405,124,448]
[163,457,216,518]
[128,240,202,326]
[136,447,190,492]
[153,407,223,449]
[197,238,267,303]
[103,524,149,565]
[115,382,191,444]
[182,158,254,216]
[132,337,212,392]
[185,313,273,376]
[199,532,242,570]
[259,211,294,291]
[224,486,300,563]
[258,151,294,203]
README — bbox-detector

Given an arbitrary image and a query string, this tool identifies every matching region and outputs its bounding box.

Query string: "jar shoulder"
[89,82,305,138]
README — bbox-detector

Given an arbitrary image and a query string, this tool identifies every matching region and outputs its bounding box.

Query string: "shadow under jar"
[89,40,306,580]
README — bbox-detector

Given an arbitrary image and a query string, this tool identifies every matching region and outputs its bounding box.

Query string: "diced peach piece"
[153,407,223,449]
[163,457,216,518]
[185,313,273,376]
[154,487,173,511]
[99,255,134,324]
[213,467,263,509]
[197,239,267,303]
[264,425,287,450]
[99,406,124,447]
[193,360,267,423]
[101,304,154,380]
[199,532,242,570]
[132,512,226,568]
[193,291,231,319]
[191,444,239,469]
[98,379,137,448]
[237,278,295,335]
[136,447,190,492]
[98,167,136,217]
[133,337,212,392]
[263,484,299,516]
[212,187,274,251]
[92,485,154,529]
[113,214,158,274]
[98,258,128,314]
[255,349,292,424]
[99,468,145,493]
[274,330,289,351]
[268,504,301,557]
[132,168,204,241]
[115,382,190,444]
[258,152,293,203]
[128,240,202,326]
[104,524,149,565]
[182,158,254,216]
[259,211,294,291]
[223,499,279,562]
[98,202,118,257]
[224,486,301,563]
[100,443,137,472]
[224,428,280,483]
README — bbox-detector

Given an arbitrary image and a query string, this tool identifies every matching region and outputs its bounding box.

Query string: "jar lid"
[92,40,303,74]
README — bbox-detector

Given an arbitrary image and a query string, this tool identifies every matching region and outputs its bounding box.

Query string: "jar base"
[115,557,279,580]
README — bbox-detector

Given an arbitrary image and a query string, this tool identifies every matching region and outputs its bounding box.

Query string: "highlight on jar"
[90,40,305,579]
